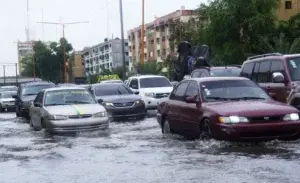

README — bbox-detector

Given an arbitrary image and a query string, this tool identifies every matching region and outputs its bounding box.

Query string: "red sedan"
[157,77,300,141]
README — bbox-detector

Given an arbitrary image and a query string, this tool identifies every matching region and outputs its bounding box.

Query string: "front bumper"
[143,96,168,110]
[215,121,300,141]
[106,105,147,120]
[46,117,109,133]
[1,102,15,109]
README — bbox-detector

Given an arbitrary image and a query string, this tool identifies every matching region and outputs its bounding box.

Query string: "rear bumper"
[143,97,168,110]
[106,105,147,120]
[215,121,300,141]
[46,117,109,133]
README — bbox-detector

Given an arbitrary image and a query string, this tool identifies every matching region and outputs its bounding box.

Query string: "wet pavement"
[1,112,300,183]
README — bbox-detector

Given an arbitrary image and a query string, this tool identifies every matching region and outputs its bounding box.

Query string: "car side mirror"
[98,99,103,103]
[272,72,284,83]
[134,91,139,95]
[185,96,202,106]
[34,102,41,107]
[12,95,18,99]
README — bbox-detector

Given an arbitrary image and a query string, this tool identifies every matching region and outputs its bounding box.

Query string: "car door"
[269,59,288,103]
[256,60,272,95]
[180,81,202,137]
[167,81,189,134]
[128,78,139,93]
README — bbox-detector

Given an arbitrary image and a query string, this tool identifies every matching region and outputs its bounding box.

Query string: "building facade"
[71,51,85,80]
[277,0,300,20]
[17,41,33,74]
[83,38,129,76]
[127,9,196,65]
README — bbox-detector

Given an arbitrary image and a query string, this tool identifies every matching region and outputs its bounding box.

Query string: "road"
[1,112,300,183]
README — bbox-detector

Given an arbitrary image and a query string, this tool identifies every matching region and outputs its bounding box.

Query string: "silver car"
[0,91,17,112]
[29,87,109,133]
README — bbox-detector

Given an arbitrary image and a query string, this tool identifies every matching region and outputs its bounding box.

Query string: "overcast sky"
[0,0,205,76]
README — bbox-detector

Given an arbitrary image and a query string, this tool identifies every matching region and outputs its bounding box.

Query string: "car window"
[94,84,133,96]
[185,82,198,97]
[34,92,43,104]
[252,62,260,82]
[257,61,271,83]
[174,82,189,99]
[140,77,172,88]
[191,71,201,78]
[201,71,209,77]
[210,68,241,77]
[200,80,270,102]
[129,79,139,89]
[287,57,300,81]
[44,89,96,106]
[22,84,54,96]
[241,62,254,79]
[270,60,285,82]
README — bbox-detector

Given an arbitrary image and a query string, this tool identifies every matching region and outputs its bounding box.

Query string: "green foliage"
[21,38,73,83]
[137,61,160,75]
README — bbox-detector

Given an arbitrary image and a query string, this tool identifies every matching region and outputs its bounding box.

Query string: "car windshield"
[22,84,54,96]
[0,88,17,92]
[201,80,270,102]
[44,89,96,106]
[210,68,241,77]
[0,92,15,98]
[95,84,133,96]
[287,57,300,81]
[140,77,172,88]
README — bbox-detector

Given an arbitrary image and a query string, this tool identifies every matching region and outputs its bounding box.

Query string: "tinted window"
[201,71,209,77]
[95,84,133,96]
[241,62,254,78]
[191,71,201,78]
[257,61,271,83]
[200,80,270,102]
[140,77,172,88]
[22,84,54,96]
[44,89,96,106]
[252,62,260,81]
[287,57,300,81]
[174,82,189,97]
[185,83,198,97]
[129,79,139,89]
[210,68,241,77]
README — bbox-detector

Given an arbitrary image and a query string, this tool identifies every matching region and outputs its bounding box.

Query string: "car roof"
[0,85,17,88]
[92,83,125,87]
[21,81,54,86]
[43,86,86,92]
[129,75,167,79]
[186,76,249,83]
[193,66,240,71]
[244,53,300,63]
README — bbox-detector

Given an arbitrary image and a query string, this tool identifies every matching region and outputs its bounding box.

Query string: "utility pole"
[15,63,18,83]
[37,21,89,83]
[141,0,145,65]
[119,0,126,80]
[3,65,5,84]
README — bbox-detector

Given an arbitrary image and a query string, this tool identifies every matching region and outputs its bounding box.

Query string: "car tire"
[199,118,212,140]
[162,119,171,135]
[0,105,3,113]
[30,118,41,131]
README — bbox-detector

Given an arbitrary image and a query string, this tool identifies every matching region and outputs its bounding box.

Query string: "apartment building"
[72,51,85,79]
[277,0,300,20]
[83,38,129,76]
[127,9,196,64]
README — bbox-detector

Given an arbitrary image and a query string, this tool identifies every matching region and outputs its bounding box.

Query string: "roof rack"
[247,53,282,60]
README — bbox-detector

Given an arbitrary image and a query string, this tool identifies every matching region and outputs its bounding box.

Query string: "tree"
[20,55,35,77]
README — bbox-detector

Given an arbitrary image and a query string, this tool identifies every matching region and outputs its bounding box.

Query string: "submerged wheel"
[199,119,212,140]
[162,119,171,135]
[30,118,41,131]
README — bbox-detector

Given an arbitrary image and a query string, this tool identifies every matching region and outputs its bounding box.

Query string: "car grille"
[68,114,92,119]
[113,102,135,107]
[155,93,170,99]
[248,115,283,122]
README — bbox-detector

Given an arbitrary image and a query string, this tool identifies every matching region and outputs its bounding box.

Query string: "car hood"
[22,95,37,102]
[139,87,173,94]
[205,100,298,117]
[95,94,141,103]
[0,98,15,102]
[44,104,105,116]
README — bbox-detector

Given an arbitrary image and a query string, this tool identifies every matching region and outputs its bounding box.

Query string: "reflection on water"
[0,113,300,183]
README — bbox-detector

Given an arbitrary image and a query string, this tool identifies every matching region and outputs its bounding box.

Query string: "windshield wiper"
[45,103,65,106]
[234,97,266,100]
[205,97,232,101]
[66,101,91,104]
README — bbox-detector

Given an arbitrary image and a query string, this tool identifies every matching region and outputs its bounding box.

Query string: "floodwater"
[1,112,300,183]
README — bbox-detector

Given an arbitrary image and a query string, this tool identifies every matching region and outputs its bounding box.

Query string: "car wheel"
[0,105,3,113]
[30,118,41,131]
[162,119,171,135]
[199,119,212,140]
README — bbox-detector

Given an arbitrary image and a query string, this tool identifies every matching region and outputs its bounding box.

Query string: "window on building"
[157,50,161,56]
[125,52,129,56]
[156,38,160,44]
[285,1,292,9]
[162,36,166,42]
[151,40,154,45]
[125,43,128,46]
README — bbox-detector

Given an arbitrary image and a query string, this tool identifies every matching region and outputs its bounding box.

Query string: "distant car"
[0,91,17,112]
[0,85,18,92]
[13,81,55,119]
[29,87,109,133]
[157,77,300,141]
[57,83,77,87]
[190,66,241,78]
[89,83,146,120]
[101,80,123,84]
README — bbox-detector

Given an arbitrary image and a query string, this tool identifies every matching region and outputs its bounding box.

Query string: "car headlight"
[144,92,155,97]
[218,116,249,123]
[283,113,299,121]
[93,111,107,118]
[48,114,68,120]
[135,100,143,105]
[103,102,114,107]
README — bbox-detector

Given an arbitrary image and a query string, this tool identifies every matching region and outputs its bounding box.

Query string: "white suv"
[126,75,173,110]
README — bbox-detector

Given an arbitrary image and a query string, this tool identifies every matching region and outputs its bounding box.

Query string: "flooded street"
[1,112,300,183]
